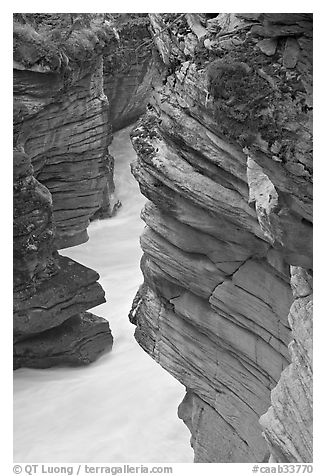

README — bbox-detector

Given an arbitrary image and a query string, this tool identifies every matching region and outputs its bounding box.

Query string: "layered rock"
[91,14,156,220]
[103,14,157,132]
[13,143,113,369]
[129,13,312,462]
[14,311,112,369]
[14,14,117,248]
[260,267,313,462]
[13,14,115,369]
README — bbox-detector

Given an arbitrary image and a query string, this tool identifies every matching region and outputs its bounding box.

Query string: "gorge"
[13,13,313,464]
[14,127,193,462]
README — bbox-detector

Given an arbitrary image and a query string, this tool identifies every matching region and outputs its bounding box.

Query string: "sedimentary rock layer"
[14,312,113,369]
[14,17,113,248]
[13,140,112,369]
[130,13,312,462]
[260,267,313,462]
[14,255,105,341]
[130,116,292,462]
[13,146,57,292]
[13,14,115,369]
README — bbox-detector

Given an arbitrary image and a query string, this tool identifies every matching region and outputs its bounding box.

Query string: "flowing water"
[13,126,193,463]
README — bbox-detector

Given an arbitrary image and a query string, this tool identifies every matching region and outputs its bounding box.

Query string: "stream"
[13,126,193,463]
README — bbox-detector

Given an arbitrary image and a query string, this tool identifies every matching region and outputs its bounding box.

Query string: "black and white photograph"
[11,4,314,473]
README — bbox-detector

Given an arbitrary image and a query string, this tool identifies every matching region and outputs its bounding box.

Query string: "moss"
[13,14,117,71]
[103,14,151,74]
[130,114,161,161]
[206,58,273,146]
[204,35,309,156]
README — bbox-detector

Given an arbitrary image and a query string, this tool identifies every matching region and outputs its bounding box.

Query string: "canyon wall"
[91,14,155,220]
[13,14,117,368]
[103,14,156,132]
[129,13,313,462]
[260,266,313,462]
[13,12,313,461]
[13,14,156,369]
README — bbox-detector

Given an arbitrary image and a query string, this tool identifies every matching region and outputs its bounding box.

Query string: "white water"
[13,126,193,463]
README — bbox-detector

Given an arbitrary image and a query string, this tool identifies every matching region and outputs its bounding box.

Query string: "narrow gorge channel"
[13,13,313,466]
[14,127,193,463]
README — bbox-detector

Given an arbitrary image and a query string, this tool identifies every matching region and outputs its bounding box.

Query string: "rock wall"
[13,143,113,369]
[129,13,312,462]
[90,14,157,221]
[260,266,313,462]
[14,15,115,248]
[13,14,116,368]
[103,14,156,132]
[13,13,157,370]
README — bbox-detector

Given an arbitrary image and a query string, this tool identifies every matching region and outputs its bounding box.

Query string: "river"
[13,126,193,463]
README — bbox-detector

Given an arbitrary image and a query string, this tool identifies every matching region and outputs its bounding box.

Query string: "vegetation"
[205,37,308,152]
[103,14,151,74]
[13,13,119,70]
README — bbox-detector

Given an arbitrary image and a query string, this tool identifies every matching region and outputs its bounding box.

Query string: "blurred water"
[13,126,193,463]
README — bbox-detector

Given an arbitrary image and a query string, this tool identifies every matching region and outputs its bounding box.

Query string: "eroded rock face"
[14,312,113,369]
[130,13,312,462]
[130,115,292,462]
[91,15,156,221]
[13,144,112,369]
[260,267,313,462]
[14,47,112,249]
[13,146,58,293]
[103,14,157,132]
[13,14,115,369]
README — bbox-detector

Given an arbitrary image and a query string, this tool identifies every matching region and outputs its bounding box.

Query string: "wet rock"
[14,255,105,340]
[14,312,113,369]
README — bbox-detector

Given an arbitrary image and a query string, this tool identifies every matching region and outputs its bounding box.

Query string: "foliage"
[13,13,118,70]
[103,14,151,74]
[205,39,307,151]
